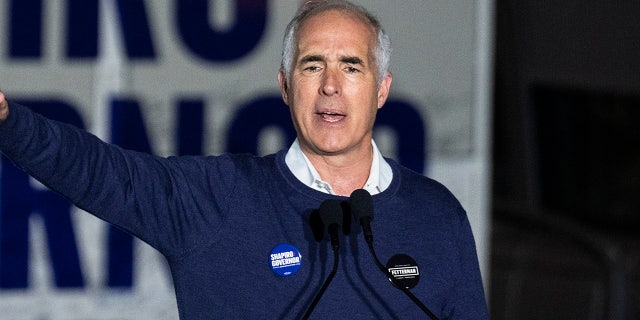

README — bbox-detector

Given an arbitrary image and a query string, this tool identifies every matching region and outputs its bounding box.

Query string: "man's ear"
[277,69,289,105]
[377,71,393,109]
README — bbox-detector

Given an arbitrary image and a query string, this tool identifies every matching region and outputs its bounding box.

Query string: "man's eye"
[304,66,321,72]
[345,66,360,73]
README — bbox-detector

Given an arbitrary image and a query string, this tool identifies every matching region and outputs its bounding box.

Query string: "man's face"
[278,10,392,158]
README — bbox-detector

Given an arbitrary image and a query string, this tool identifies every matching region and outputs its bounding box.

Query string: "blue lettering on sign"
[66,0,100,58]
[177,0,269,61]
[66,0,156,59]
[8,0,43,58]
[177,98,206,156]
[9,0,267,61]
[111,0,156,59]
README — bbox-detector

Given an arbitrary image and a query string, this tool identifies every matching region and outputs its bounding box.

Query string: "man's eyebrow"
[341,56,364,65]
[299,55,324,64]
[299,55,364,65]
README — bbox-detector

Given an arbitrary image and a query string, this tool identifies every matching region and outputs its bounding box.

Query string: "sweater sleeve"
[0,102,234,257]
[0,102,125,209]
[448,209,490,319]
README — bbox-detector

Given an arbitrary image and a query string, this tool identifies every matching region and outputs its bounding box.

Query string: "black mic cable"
[350,189,439,320]
[303,199,343,320]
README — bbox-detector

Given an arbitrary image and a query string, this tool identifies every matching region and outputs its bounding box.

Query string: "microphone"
[321,199,343,251]
[303,199,343,320]
[349,189,440,320]
[350,189,374,243]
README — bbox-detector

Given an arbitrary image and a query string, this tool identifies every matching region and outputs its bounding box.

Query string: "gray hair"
[280,0,392,86]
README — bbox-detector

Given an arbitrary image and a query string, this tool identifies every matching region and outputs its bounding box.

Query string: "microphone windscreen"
[319,199,343,227]
[350,189,374,221]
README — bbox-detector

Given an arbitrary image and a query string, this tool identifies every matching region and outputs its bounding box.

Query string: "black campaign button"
[386,254,420,289]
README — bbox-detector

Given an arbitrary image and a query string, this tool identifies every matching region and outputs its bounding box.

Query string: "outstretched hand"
[0,91,8,121]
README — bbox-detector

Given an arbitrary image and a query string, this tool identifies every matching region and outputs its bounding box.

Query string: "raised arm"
[0,92,232,257]
[0,94,156,243]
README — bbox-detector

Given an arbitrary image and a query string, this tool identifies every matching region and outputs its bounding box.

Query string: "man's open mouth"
[319,112,345,122]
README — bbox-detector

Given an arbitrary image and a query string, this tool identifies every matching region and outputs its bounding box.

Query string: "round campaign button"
[386,254,420,289]
[270,244,302,277]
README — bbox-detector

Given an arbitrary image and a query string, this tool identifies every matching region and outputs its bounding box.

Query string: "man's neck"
[303,146,373,196]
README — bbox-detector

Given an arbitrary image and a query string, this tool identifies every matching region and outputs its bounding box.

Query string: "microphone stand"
[302,234,339,320]
[303,200,342,320]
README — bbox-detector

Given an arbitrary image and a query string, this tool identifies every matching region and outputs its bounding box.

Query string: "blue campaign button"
[270,244,302,277]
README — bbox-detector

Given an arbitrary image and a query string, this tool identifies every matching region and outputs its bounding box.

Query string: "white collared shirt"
[284,139,393,195]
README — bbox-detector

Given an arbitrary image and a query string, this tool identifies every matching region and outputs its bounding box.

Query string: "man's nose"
[320,68,341,96]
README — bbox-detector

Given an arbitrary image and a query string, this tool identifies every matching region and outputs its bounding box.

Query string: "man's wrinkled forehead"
[294,9,377,54]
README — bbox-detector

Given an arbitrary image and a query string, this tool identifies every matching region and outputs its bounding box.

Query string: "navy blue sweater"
[0,103,488,319]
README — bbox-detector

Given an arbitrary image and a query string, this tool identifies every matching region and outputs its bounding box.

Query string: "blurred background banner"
[0,1,492,319]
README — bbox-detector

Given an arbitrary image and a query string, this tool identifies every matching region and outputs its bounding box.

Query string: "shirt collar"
[284,138,392,195]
